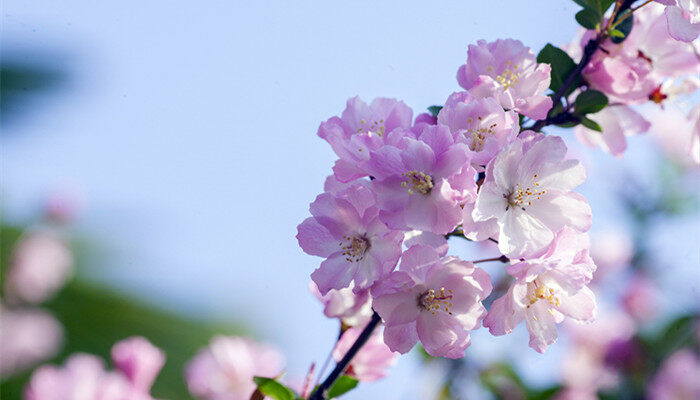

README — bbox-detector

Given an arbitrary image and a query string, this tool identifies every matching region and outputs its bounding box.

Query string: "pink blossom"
[111,336,166,392]
[561,312,636,392]
[372,245,492,358]
[648,105,700,167]
[309,282,373,327]
[318,96,414,182]
[575,4,698,103]
[648,349,700,399]
[366,124,477,235]
[628,4,700,77]
[332,327,397,382]
[575,105,651,157]
[656,0,700,41]
[185,336,284,400]
[483,227,597,353]
[621,274,659,321]
[457,39,553,119]
[589,229,634,280]
[473,134,591,258]
[24,337,164,400]
[297,183,403,295]
[4,232,74,305]
[461,201,498,242]
[0,306,62,377]
[437,91,520,166]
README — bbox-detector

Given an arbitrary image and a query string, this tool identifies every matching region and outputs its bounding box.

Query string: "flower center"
[465,116,498,151]
[356,118,386,137]
[339,235,370,262]
[418,287,454,315]
[526,279,561,311]
[401,170,434,195]
[494,61,521,90]
[505,174,546,211]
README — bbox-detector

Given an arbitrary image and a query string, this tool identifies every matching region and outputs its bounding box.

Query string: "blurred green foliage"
[0,224,246,399]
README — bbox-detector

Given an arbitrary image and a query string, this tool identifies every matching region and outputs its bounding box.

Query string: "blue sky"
[3,1,699,398]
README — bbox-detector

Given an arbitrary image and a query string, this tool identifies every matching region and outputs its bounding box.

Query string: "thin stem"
[472,255,509,264]
[611,0,653,30]
[309,312,382,400]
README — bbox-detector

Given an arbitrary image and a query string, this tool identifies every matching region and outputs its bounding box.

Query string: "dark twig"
[309,312,382,400]
[472,255,510,264]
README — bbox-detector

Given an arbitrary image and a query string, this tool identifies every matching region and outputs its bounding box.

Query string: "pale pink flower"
[372,245,492,358]
[483,227,597,353]
[627,4,700,77]
[473,133,591,258]
[648,105,700,167]
[648,349,700,399]
[297,183,403,295]
[111,336,166,393]
[185,336,284,400]
[366,124,477,235]
[24,337,164,400]
[589,229,634,280]
[4,232,74,304]
[575,4,698,103]
[562,312,636,392]
[437,91,520,166]
[332,327,397,382]
[309,282,373,327]
[656,0,700,41]
[575,105,651,157]
[621,274,659,321]
[318,96,413,182]
[0,306,62,377]
[457,39,553,119]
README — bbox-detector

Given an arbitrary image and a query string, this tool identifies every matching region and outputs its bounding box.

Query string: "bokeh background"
[2,0,698,399]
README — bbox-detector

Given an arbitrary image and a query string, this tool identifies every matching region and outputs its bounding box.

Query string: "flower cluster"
[24,336,165,400]
[297,36,601,361]
[571,3,699,158]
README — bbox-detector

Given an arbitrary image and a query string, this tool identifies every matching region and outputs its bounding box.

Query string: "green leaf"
[253,377,295,400]
[575,8,599,29]
[574,90,608,114]
[537,44,577,93]
[579,115,602,131]
[611,14,634,44]
[327,375,359,398]
[579,0,615,16]
[571,0,588,8]
[609,29,625,38]
[427,105,442,117]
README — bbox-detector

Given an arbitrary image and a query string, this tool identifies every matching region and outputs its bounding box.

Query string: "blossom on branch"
[372,245,492,358]
[456,39,553,119]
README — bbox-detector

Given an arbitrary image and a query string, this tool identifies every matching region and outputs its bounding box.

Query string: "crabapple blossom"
[648,349,700,399]
[648,105,700,167]
[437,91,520,166]
[185,336,284,400]
[366,124,477,235]
[332,327,397,382]
[621,274,659,321]
[589,229,634,280]
[483,227,597,353]
[575,105,651,157]
[4,231,74,305]
[297,182,403,295]
[372,245,492,358]
[461,200,499,242]
[656,0,700,41]
[111,336,166,392]
[0,306,63,377]
[318,96,413,182]
[473,133,592,258]
[456,39,553,119]
[24,337,164,400]
[561,312,636,393]
[309,282,373,327]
